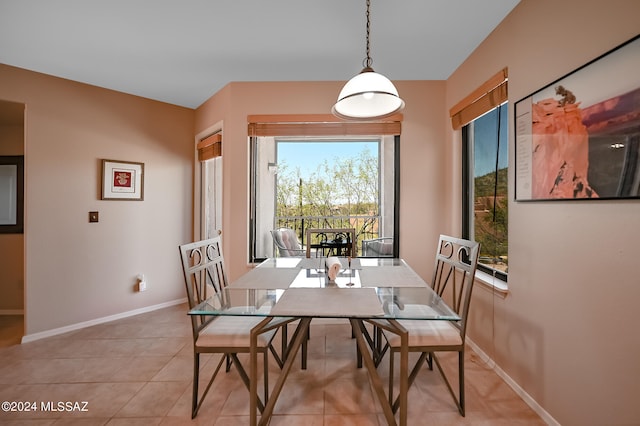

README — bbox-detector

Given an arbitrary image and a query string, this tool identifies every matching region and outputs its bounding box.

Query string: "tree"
[275,146,380,236]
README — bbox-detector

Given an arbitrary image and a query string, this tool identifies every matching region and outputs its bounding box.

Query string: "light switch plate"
[89,211,99,223]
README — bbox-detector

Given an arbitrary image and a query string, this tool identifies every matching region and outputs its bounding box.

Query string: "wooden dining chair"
[179,233,294,418]
[375,235,480,416]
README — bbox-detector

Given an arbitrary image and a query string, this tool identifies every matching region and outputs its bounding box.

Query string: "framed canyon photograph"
[514,34,640,201]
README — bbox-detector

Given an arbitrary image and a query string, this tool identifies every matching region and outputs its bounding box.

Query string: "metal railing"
[275,215,382,255]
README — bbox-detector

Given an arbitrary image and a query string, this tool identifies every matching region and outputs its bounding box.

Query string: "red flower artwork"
[113,171,132,188]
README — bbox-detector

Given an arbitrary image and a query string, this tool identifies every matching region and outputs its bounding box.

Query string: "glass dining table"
[188,257,460,426]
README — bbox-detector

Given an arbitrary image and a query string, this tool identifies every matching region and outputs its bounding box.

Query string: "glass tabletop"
[188,258,460,321]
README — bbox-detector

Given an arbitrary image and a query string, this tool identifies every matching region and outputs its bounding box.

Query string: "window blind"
[197,133,222,161]
[247,114,402,136]
[449,68,508,130]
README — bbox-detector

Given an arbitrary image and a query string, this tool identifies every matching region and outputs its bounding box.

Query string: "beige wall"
[195,80,449,282]
[0,64,195,335]
[447,1,640,425]
[0,117,25,311]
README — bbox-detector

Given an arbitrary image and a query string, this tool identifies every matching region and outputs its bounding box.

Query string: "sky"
[277,140,378,179]
[274,112,507,180]
[473,104,508,177]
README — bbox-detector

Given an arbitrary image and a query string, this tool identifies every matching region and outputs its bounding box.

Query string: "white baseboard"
[21,298,187,344]
[0,309,24,315]
[467,338,558,426]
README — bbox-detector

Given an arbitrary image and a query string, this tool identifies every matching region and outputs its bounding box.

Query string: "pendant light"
[332,0,404,120]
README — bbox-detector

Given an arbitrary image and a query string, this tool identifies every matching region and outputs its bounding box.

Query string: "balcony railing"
[275,215,382,255]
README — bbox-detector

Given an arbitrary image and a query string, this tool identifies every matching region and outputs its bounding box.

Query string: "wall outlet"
[138,280,147,292]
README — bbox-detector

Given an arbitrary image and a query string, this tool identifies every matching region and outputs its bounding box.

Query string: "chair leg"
[458,350,465,416]
[192,353,226,418]
[356,338,362,369]
[225,354,232,372]
[301,325,308,370]
[388,349,394,407]
[352,323,360,369]
[281,325,288,359]
[373,326,387,367]
[264,350,269,406]
[389,351,429,414]
[355,322,383,368]
[192,352,199,418]
[432,351,465,417]
[281,322,309,370]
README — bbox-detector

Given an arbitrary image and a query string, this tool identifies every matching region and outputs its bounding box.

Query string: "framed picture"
[0,156,24,234]
[514,35,640,201]
[101,159,144,200]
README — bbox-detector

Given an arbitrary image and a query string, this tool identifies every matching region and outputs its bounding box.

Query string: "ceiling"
[0,0,520,109]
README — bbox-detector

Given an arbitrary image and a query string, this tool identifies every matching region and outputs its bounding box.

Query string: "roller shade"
[197,133,221,161]
[449,68,508,130]
[248,114,402,136]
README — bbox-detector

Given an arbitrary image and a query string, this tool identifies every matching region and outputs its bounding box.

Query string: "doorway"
[0,99,25,347]
[194,127,223,242]
[201,155,222,240]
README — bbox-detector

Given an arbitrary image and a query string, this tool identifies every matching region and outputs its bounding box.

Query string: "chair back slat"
[430,235,480,338]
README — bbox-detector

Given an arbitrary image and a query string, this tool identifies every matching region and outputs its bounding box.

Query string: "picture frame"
[514,34,640,201]
[101,159,144,200]
[0,155,24,234]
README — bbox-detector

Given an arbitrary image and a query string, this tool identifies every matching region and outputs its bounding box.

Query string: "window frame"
[462,105,508,283]
[248,133,400,263]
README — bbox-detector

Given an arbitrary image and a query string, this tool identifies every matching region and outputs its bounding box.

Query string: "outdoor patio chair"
[361,237,394,257]
[271,227,307,257]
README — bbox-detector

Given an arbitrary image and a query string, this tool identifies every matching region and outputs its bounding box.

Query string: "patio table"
[305,228,357,257]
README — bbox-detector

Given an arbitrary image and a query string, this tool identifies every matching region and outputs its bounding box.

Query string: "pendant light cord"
[363,0,373,69]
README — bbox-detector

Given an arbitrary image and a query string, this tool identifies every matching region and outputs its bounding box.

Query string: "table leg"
[259,317,312,426]
[391,319,409,426]
[250,317,273,426]
[357,319,410,426]
[350,319,397,425]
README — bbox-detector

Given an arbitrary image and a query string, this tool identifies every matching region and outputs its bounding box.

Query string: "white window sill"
[475,269,509,298]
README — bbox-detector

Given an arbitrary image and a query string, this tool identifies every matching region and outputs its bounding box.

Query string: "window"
[247,114,401,262]
[463,104,508,281]
[250,136,398,262]
[275,139,381,236]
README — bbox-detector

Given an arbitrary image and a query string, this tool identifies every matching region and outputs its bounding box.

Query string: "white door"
[201,156,222,239]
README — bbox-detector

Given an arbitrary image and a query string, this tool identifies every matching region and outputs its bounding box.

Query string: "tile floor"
[0,304,546,425]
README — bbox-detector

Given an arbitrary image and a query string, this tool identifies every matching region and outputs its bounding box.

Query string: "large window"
[247,115,401,262]
[463,104,508,281]
[275,139,381,234]
[250,135,399,262]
